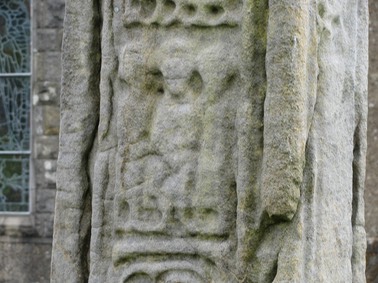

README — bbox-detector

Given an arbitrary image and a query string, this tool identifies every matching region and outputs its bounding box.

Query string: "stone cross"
[51,0,368,282]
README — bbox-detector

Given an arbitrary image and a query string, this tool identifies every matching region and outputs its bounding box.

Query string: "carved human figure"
[52,0,368,282]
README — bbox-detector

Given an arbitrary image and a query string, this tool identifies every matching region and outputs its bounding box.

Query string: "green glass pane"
[0,0,31,73]
[0,77,30,151]
[0,154,29,212]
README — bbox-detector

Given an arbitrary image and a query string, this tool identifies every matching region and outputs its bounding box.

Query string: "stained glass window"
[0,0,31,212]
[0,0,31,73]
[0,77,30,151]
[0,155,29,211]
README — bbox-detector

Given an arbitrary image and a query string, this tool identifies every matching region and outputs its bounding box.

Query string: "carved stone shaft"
[51,0,368,282]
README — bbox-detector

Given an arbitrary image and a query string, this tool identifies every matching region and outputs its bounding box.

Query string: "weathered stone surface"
[52,0,368,282]
[365,2,378,281]
[34,106,60,136]
[36,28,63,52]
[34,136,59,160]
[0,237,52,283]
[42,105,60,135]
[36,189,56,213]
[366,0,378,242]
[35,52,62,81]
[36,0,65,29]
[34,160,58,188]
[366,238,378,283]
[35,213,55,238]
[34,81,60,105]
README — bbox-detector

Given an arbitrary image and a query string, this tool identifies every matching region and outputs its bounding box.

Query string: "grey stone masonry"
[0,0,64,282]
[32,0,63,240]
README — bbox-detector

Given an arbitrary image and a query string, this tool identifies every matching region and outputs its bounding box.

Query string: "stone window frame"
[0,0,35,220]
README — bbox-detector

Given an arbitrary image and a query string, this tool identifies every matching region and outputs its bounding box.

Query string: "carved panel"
[112,0,242,281]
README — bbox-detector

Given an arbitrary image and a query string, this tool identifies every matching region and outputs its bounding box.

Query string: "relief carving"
[123,0,241,26]
[114,5,241,279]
[52,0,369,282]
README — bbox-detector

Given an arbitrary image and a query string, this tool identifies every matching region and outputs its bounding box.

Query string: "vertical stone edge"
[236,0,268,278]
[352,0,369,282]
[50,0,101,282]
[88,0,117,280]
[262,0,318,221]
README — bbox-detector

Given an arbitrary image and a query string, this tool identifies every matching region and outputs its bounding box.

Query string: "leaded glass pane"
[0,77,30,151]
[0,154,29,212]
[0,0,31,73]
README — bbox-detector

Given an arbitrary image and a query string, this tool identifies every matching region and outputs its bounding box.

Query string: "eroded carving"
[110,8,242,278]
[121,259,212,283]
[52,0,369,282]
[123,0,242,26]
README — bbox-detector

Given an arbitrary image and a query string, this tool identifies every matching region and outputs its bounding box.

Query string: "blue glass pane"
[0,77,30,151]
[0,0,31,73]
[0,154,29,212]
